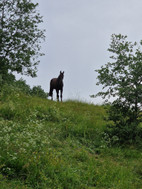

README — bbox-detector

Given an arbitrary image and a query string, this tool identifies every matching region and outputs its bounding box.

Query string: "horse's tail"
[49,80,52,96]
[49,90,52,96]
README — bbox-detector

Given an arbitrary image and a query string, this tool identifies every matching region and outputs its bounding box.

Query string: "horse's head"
[59,71,64,80]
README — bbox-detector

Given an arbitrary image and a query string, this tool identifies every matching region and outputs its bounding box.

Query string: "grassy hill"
[0,86,142,189]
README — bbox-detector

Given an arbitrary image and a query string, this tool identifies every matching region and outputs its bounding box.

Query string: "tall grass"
[0,86,142,188]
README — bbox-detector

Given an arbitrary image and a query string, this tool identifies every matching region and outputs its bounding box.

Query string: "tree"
[95,34,142,143]
[0,0,45,81]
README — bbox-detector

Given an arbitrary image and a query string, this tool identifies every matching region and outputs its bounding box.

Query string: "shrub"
[31,86,48,99]
[13,79,31,95]
[105,101,142,145]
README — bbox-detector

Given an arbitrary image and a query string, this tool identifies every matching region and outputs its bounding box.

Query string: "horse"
[49,71,64,101]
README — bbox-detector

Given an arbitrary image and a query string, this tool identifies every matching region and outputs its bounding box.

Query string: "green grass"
[0,87,142,188]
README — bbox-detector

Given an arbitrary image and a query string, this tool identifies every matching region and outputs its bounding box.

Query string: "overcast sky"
[17,0,142,103]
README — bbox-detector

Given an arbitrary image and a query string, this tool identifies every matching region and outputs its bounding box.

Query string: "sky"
[17,0,142,104]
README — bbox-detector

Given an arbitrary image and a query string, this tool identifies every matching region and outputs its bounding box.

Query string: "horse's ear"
[60,71,61,74]
[63,71,64,74]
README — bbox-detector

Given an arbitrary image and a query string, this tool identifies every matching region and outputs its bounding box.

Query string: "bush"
[105,101,142,145]
[13,79,31,95]
[31,85,48,99]
[0,73,16,89]
[0,78,48,99]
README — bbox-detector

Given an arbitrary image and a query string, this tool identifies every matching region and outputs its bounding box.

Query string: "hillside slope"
[0,88,142,189]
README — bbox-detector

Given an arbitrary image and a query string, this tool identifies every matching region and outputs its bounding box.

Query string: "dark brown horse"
[49,71,64,101]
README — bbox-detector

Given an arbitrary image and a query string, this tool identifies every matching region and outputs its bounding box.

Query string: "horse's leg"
[56,89,59,101]
[51,89,53,100]
[51,92,53,100]
[49,81,53,100]
[60,88,63,102]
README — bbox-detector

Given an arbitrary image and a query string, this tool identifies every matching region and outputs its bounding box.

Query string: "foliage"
[0,0,45,79]
[104,101,142,145]
[0,89,142,188]
[13,78,31,94]
[31,85,48,99]
[0,73,16,89]
[1,78,48,99]
[96,34,142,143]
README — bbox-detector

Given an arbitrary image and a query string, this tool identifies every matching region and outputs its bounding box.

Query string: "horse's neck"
[57,76,63,84]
